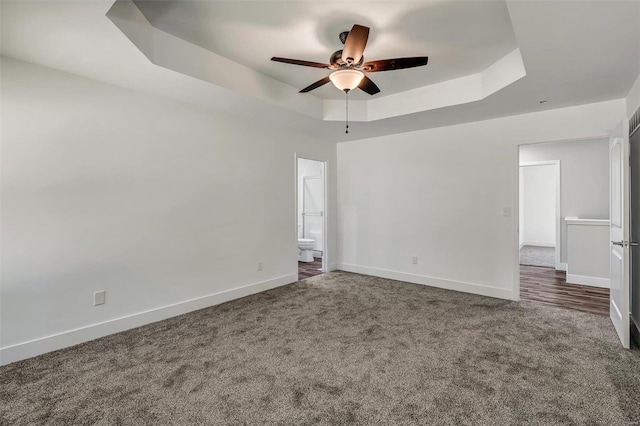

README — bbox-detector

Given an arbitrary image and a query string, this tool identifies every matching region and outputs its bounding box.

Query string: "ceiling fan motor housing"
[330,50,363,68]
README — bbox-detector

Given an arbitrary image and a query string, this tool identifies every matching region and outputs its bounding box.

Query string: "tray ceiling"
[132,0,518,101]
[2,0,638,138]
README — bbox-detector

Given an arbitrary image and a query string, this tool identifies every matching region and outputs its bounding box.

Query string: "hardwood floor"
[298,258,323,280]
[520,265,609,316]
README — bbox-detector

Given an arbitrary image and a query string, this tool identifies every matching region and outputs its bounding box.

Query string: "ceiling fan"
[271,24,429,95]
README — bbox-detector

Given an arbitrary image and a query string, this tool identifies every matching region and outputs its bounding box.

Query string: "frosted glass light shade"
[329,69,365,91]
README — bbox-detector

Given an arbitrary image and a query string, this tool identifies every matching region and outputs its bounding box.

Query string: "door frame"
[513,136,609,300]
[519,160,562,270]
[295,153,329,276]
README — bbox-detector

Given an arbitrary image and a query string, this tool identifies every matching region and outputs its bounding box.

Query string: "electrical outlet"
[411,255,418,264]
[257,261,263,271]
[94,290,105,306]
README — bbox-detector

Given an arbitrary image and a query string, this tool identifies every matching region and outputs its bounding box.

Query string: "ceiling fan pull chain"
[345,89,349,134]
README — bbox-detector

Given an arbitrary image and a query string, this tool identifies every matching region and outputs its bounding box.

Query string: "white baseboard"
[521,241,556,248]
[556,263,568,271]
[566,273,610,288]
[328,263,339,272]
[337,263,515,301]
[0,273,297,366]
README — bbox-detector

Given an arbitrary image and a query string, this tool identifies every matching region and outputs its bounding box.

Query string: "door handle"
[611,241,639,247]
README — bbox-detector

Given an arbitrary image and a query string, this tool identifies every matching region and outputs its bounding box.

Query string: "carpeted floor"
[2,272,640,425]
[520,245,556,268]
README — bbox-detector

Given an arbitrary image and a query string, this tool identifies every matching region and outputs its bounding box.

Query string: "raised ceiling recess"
[107,0,526,122]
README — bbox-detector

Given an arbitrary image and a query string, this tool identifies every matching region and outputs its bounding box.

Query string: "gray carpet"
[520,245,556,268]
[1,272,640,425]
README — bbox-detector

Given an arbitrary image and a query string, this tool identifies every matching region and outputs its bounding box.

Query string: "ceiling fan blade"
[363,57,429,72]
[271,57,329,69]
[341,24,369,65]
[358,75,380,95]
[299,76,331,93]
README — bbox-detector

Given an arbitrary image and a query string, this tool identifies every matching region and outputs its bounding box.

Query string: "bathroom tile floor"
[298,258,323,280]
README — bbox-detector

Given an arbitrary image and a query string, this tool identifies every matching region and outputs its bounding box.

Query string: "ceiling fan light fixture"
[329,69,364,92]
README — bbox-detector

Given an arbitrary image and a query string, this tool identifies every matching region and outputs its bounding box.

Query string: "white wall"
[519,138,609,263]
[520,164,556,247]
[566,219,610,287]
[627,72,640,117]
[0,57,337,364]
[337,99,625,301]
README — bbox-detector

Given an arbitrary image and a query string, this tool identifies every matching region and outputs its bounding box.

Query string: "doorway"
[296,156,326,280]
[519,161,560,269]
[517,139,611,316]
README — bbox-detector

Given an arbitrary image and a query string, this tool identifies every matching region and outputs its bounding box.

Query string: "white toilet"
[298,238,315,262]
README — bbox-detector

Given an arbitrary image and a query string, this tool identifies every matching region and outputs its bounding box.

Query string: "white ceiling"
[132,0,518,100]
[1,1,639,142]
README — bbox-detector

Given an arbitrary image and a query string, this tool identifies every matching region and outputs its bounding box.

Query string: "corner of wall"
[627,73,640,117]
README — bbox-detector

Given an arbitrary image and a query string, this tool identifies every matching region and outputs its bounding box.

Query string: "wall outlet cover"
[94,290,105,306]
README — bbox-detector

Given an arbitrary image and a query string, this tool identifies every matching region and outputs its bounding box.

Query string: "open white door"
[610,120,631,348]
